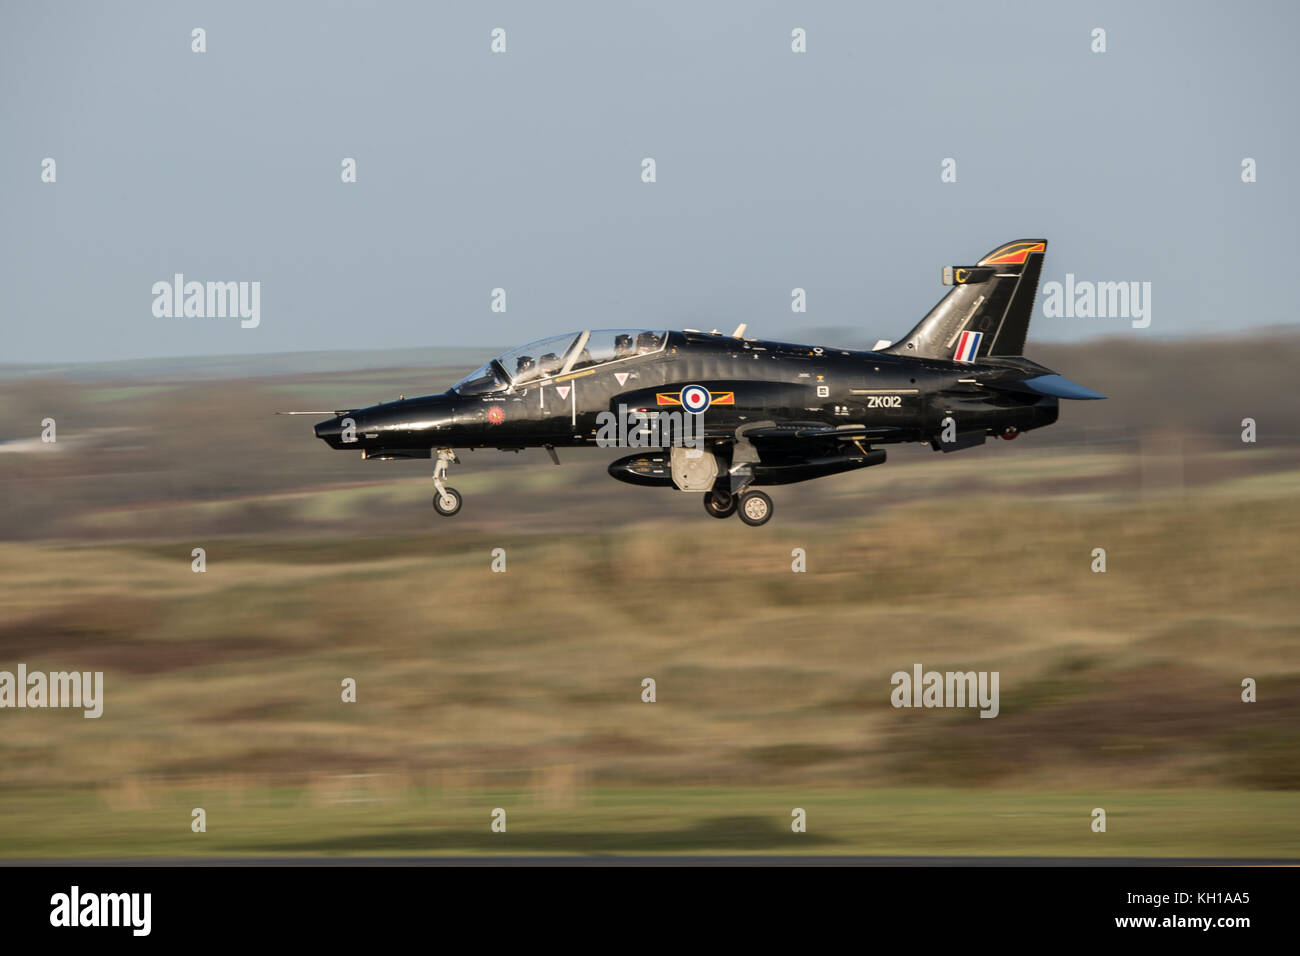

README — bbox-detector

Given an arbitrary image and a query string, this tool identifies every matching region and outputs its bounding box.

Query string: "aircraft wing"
[740,422,903,441]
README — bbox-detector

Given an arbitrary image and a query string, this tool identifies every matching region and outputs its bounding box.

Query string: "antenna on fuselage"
[732,323,748,338]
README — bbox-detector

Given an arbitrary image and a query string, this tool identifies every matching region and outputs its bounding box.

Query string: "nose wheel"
[433,487,462,516]
[432,448,462,517]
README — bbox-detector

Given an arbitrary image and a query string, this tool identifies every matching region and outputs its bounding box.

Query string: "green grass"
[2,787,1296,858]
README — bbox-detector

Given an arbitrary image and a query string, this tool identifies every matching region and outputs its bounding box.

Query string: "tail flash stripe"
[981,241,1046,266]
[954,330,982,363]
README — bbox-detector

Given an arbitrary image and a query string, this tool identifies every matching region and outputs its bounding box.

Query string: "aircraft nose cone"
[314,416,346,446]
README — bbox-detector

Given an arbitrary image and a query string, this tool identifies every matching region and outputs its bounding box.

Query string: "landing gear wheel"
[433,487,462,516]
[431,448,462,516]
[703,489,736,519]
[736,490,773,527]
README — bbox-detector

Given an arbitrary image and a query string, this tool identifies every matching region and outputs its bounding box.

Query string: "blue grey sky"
[2,0,1296,363]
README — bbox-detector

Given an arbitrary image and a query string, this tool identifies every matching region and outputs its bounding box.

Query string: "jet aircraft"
[293,239,1103,526]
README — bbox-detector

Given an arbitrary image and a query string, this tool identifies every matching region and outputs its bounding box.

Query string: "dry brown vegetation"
[1,337,1298,855]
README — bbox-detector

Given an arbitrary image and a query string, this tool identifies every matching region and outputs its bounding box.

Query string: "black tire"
[703,489,737,519]
[433,487,462,516]
[736,490,773,526]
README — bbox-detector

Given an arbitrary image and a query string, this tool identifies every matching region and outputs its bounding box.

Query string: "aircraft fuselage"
[313,331,1059,457]
[300,239,1101,524]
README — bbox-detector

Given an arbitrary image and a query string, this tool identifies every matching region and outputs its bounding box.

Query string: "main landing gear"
[432,448,462,517]
[703,488,737,519]
[702,487,773,526]
[737,489,773,526]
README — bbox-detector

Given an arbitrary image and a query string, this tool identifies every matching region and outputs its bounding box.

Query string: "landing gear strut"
[432,448,462,516]
[723,432,773,526]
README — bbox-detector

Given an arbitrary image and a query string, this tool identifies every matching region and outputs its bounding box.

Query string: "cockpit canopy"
[451,329,668,395]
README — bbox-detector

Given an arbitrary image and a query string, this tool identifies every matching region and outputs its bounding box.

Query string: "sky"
[2,0,1297,363]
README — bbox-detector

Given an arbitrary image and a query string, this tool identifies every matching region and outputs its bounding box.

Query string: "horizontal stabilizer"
[981,374,1105,401]
[1019,374,1106,400]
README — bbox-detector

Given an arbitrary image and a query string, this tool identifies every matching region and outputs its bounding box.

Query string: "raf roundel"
[679,385,711,414]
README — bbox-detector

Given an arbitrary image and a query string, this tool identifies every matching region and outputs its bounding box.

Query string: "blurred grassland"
[1,485,1299,856]
[2,341,1300,857]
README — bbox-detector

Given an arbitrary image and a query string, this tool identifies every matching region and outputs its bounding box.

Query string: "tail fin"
[883,239,1046,361]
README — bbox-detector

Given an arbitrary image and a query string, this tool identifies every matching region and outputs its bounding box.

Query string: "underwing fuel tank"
[608,452,675,487]
[608,448,887,488]
[753,448,886,485]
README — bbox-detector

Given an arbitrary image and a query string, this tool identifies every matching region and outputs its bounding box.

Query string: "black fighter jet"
[294,239,1103,526]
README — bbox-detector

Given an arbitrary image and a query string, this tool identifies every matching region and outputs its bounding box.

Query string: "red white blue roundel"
[679,384,711,414]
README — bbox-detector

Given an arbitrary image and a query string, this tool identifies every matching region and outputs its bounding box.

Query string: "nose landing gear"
[432,448,462,516]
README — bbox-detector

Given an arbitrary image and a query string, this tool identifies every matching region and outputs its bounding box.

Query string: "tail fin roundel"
[883,239,1046,361]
